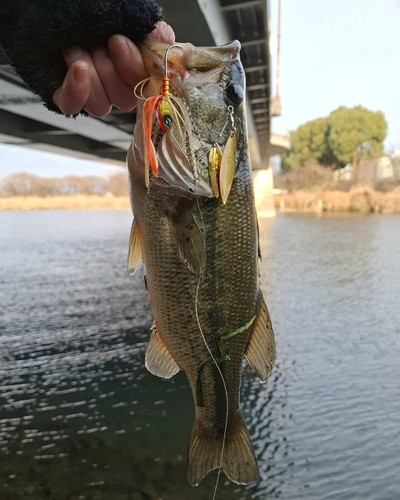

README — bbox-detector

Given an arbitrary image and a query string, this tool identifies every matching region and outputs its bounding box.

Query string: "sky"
[0,144,123,180]
[270,0,400,151]
[1,0,399,178]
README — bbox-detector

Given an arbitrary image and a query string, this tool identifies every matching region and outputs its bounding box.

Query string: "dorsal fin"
[244,291,275,382]
[145,323,180,379]
[127,218,144,276]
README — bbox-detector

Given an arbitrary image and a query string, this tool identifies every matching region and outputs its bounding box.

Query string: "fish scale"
[127,39,275,487]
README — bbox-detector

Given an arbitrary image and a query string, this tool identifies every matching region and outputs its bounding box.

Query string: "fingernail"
[111,35,130,56]
[74,64,89,85]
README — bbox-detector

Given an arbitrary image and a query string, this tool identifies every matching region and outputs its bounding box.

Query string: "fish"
[127,39,275,487]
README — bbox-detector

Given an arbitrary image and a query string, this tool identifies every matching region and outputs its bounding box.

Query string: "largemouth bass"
[127,39,275,486]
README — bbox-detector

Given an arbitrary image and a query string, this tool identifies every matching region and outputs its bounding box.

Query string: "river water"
[0,210,399,500]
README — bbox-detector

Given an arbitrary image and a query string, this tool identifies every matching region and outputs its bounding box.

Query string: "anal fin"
[145,323,180,379]
[244,291,275,382]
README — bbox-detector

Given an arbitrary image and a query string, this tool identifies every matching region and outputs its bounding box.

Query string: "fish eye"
[226,83,244,107]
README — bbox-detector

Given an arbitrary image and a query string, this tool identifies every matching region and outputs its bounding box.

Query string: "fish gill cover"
[0,0,164,114]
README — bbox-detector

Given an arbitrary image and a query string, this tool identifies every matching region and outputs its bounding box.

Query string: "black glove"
[0,0,163,114]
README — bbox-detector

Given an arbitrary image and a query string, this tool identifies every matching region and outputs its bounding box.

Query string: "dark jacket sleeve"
[0,0,163,114]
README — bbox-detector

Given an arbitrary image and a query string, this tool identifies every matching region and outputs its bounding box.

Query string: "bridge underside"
[0,0,274,168]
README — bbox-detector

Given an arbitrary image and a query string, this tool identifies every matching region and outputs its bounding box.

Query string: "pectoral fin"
[127,218,144,276]
[145,323,180,379]
[244,292,275,382]
[168,204,206,275]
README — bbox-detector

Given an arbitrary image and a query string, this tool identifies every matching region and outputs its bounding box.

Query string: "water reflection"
[1,211,400,499]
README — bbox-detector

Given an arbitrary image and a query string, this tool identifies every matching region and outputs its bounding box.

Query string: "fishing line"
[133,77,151,100]
[193,187,229,500]
[194,273,229,500]
[195,105,235,165]
[139,42,230,498]
[191,94,240,500]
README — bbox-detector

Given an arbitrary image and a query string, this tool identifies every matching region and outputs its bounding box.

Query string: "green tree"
[281,117,335,171]
[281,105,387,172]
[327,105,387,169]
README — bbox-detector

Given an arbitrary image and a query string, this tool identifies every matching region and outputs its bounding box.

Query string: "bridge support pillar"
[253,166,276,217]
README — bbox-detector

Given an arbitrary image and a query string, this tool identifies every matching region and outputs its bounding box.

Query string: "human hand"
[52,21,175,117]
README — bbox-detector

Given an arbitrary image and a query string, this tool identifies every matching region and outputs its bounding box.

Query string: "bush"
[274,159,335,192]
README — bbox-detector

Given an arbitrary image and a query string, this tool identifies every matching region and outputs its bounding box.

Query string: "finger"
[91,47,137,112]
[63,47,112,117]
[108,35,148,89]
[148,21,175,44]
[53,61,91,115]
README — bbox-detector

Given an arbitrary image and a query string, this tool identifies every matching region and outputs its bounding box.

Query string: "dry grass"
[3,189,400,214]
[275,186,400,214]
[274,159,336,192]
[0,195,131,211]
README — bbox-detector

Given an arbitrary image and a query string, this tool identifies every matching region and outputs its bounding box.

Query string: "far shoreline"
[0,195,131,211]
[1,186,400,214]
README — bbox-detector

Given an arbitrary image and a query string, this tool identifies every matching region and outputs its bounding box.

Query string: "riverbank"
[2,186,400,213]
[274,186,400,214]
[0,195,131,211]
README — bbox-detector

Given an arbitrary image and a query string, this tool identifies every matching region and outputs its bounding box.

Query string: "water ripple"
[1,211,400,499]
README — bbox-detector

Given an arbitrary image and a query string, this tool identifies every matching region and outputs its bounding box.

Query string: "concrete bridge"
[0,0,290,214]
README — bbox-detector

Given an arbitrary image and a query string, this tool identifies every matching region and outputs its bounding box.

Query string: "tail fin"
[187,411,259,486]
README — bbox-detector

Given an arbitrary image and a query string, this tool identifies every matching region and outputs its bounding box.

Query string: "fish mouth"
[140,39,242,77]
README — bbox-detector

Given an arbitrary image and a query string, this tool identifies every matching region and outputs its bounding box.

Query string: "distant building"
[334,151,400,182]
[333,164,353,182]
[376,150,400,180]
